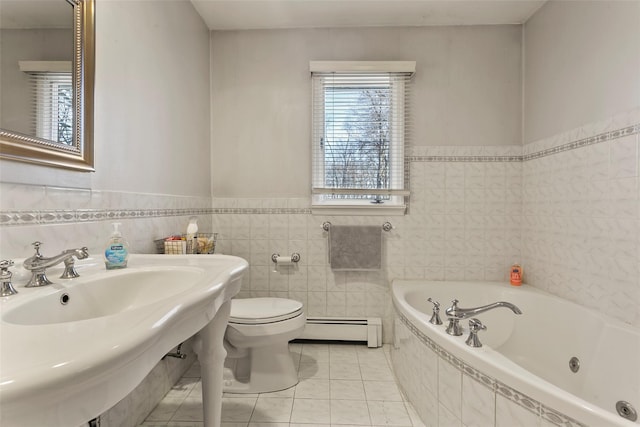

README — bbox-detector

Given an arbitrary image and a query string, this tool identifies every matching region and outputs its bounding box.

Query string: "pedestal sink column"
[195,300,231,427]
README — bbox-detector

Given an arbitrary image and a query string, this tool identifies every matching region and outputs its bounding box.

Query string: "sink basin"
[0,254,248,427]
[3,267,203,325]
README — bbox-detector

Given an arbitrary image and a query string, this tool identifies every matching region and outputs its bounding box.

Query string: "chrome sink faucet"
[444,299,522,336]
[23,242,89,287]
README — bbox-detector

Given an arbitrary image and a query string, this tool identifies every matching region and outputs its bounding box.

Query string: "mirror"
[0,0,94,171]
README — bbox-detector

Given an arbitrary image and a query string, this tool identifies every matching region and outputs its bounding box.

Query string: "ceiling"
[0,0,73,29]
[190,0,548,31]
[0,0,548,31]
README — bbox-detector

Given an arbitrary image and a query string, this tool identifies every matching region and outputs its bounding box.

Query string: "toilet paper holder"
[271,253,301,264]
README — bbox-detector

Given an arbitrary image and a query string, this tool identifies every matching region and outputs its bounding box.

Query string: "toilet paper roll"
[275,256,294,265]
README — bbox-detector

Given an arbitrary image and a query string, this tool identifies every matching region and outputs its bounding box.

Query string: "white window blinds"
[311,61,414,212]
[19,61,73,145]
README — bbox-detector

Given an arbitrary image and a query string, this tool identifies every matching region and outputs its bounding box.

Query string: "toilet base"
[223,342,298,394]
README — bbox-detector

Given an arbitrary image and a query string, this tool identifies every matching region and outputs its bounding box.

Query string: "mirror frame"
[0,0,95,172]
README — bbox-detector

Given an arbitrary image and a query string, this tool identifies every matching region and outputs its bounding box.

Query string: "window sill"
[311,203,406,216]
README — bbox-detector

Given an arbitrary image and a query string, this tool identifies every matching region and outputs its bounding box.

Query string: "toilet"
[223,297,305,393]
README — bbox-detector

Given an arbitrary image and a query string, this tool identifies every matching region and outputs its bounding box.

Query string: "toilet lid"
[229,298,303,325]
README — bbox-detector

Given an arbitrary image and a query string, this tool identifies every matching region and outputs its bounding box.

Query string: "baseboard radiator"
[299,317,382,348]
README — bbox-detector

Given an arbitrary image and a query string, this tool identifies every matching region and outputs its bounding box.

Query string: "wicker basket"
[154,233,217,255]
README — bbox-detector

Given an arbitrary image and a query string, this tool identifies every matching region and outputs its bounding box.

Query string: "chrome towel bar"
[322,221,393,232]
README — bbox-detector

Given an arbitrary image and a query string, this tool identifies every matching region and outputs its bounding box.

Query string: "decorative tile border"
[0,206,319,227]
[407,155,522,163]
[0,208,215,227]
[407,123,639,163]
[495,380,541,417]
[210,207,311,215]
[396,313,587,427]
[523,124,640,162]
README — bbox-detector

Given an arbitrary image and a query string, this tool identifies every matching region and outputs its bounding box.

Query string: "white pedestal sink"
[0,254,248,427]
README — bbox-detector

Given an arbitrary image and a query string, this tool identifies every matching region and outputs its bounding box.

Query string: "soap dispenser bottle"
[104,222,129,269]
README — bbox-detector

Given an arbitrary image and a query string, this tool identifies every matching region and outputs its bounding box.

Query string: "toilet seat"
[229,297,303,325]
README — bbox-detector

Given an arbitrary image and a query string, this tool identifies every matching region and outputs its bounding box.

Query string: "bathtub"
[391,280,639,427]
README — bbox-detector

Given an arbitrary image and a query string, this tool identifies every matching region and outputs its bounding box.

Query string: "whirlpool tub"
[391,280,639,427]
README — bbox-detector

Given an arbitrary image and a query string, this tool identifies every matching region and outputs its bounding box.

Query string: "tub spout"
[445,299,522,320]
[445,299,522,336]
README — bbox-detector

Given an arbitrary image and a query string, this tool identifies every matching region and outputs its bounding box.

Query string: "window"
[310,61,414,215]
[19,61,73,145]
[34,74,73,144]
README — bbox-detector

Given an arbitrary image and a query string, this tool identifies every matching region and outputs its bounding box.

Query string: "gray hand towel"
[329,225,382,271]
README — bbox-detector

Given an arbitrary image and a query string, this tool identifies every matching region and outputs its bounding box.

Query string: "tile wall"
[0,185,213,257]
[522,109,640,327]
[211,144,524,342]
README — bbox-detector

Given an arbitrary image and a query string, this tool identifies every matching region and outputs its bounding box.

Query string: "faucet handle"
[427,298,443,325]
[60,247,89,279]
[468,318,486,332]
[465,318,487,348]
[61,257,81,279]
[31,241,43,256]
[0,259,15,272]
[0,260,18,296]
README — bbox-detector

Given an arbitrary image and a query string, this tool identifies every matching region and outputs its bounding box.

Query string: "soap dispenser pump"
[104,222,129,270]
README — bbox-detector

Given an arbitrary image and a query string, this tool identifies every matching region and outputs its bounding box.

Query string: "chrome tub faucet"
[23,242,89,287]
[445,299,522,336]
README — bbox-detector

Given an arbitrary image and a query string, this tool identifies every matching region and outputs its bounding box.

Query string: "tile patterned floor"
[141,342,425,427]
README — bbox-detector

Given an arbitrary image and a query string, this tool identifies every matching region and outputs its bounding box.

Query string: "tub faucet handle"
[465,318,487,348]
[427,298,443,325]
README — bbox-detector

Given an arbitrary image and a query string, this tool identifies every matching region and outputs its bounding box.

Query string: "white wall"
[93,0,211,196]
[211,25,522,198]
[523,0,640,143]
[0,29,73,135]
[1,0,212,198]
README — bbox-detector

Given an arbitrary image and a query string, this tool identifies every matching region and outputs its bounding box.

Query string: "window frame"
[310,61,414,216]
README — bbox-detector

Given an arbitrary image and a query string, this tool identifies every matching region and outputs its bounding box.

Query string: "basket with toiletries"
[154,233,217,255]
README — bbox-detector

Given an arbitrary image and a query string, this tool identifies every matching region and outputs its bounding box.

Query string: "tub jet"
[616,401,637,421]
